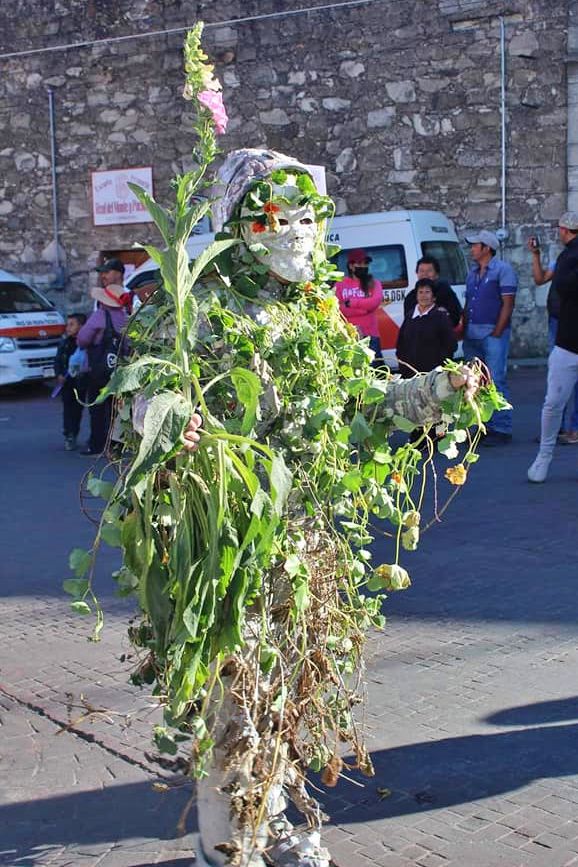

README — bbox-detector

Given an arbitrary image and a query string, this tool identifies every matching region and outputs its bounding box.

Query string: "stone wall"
[0,0,570,355]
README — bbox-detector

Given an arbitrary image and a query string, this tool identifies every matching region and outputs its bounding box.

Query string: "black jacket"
[396,306,457,378]
[54,335,77,378]
[403,280,462,327]
[550,235,578,354]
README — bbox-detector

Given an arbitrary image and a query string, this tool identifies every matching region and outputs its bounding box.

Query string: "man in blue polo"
[463,229,517,445]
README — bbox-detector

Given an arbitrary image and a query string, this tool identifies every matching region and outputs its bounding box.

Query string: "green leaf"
[438,435,459,459]
[153,725,178,755]
[464,451,480,464]
[63,578,89,598]
[86,477,115,500]
[268,454,293,517]
[362,381,390,404]
[106,356,169,396]
[341,470,362,493]
[101,522,122,548]
[70,600,91,615]
[392,414,416,433]
[127,183,173,245]
[69,548,92,577]
[189,238,240,287]
[175,199,211,245]
[349,412,373,444]
[230,367,262,435]
[126,391,191,484]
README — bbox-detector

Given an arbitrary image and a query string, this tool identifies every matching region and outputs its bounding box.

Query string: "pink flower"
[197,90,228,134]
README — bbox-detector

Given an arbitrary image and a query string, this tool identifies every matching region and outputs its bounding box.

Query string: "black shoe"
[481,431,512,447]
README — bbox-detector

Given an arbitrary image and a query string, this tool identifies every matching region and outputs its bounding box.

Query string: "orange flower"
[301,282,315,294]
[390,471,402,485]
[251,221,267,233]
[445,463,467,486]
[263,202,280,214]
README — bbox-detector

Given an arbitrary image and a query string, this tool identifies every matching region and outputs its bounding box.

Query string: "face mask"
[240,193,318,283]
[354,265,369,275]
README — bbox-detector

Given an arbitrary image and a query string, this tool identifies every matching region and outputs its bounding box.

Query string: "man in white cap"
[528,211,578,482]
[463,229,517,445]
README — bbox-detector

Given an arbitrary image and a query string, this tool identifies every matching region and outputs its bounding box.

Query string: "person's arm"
[491,262,517,337]
[443,286,463,327]
[528,239,554,285]
[403,289,415,319]
[346,281,383,312]
[77,310,103,348]
[492,295,515,337]
[383,367,471,426]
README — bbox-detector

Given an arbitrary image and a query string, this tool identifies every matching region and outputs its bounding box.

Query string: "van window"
[335,245,408,290]
[421,241,467,285]
[0,282,54,313]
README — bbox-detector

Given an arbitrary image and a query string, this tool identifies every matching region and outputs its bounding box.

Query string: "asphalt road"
[2,369,578,867]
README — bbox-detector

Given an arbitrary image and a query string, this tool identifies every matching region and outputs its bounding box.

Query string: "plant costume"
[65,25,506,867]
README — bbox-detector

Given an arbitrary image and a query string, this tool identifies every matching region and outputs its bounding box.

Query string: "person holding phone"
[528,231,578,445]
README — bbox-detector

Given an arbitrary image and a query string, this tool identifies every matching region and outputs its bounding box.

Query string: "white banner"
[91,167,153,226]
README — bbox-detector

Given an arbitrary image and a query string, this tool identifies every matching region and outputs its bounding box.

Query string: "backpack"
[87,309,123,386]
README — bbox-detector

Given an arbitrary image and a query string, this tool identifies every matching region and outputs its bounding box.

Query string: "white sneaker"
[527,454,551,483]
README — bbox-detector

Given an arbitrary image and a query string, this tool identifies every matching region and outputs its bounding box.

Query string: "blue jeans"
[463,329,512,434]
[548,316,578,431]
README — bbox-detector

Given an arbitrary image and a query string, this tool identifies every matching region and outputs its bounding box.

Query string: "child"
[54,313,87,450]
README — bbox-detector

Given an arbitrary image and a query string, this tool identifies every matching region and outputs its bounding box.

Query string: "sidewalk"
[2,368,578,866]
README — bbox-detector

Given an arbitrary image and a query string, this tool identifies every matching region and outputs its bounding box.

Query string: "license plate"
[42,366,54,378]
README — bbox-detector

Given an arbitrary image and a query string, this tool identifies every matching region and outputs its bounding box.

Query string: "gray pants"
[539,346,578,458]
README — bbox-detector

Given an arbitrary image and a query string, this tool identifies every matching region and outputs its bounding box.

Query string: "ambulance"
[0,269,66,386]
[126,209,468,367]
[328,210,467,367]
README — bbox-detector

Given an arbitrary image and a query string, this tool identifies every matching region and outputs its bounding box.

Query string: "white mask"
[240,198,318,284]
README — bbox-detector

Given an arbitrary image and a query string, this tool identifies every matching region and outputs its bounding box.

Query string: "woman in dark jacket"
[396,278,457,379]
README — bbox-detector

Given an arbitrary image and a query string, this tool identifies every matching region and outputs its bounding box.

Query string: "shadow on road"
[484,695,578,727]
[0,780,197,865]
[324,721,578,824]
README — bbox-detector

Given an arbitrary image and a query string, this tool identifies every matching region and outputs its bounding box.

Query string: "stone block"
[322,97,351,111]
[367,107,395,128]
[413,114,441,136]
[336,147,357,173]
[259,108,290,125]
[386,80,417,102]
[340,60,365,78]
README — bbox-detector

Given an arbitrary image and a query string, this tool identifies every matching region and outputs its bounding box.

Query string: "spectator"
[528,234,578,445]
[128,269,162,311]
[53,312,87,451]
[396,278,457,378]
[77,262,130,456]
[528,212,578,482]
[463,230,517,446]
[403,255,463,329]
[335,248,383,360]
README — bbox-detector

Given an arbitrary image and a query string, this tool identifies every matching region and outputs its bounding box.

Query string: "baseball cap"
[558,211,578,231]
[464,230,500,251]
[347,248,372,265]
[128,269,161,291]
[95,257,125,273]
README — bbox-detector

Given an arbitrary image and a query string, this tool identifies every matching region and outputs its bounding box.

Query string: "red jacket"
[335,277,383,337]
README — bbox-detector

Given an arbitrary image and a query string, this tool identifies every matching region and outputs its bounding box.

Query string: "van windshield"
[334,245,408,289]
[0,282,54,313]
[421,241,468,285]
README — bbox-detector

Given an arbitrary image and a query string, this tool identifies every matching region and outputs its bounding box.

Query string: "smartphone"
[530,235,540,250]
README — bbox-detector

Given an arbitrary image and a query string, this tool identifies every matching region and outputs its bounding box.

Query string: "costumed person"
[335,248,383,361]
[66,25,505,867]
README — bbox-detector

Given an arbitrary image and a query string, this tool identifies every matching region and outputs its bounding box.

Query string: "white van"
[328,210,467,366]
[0,269,66,386]
[127,209,467,366]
